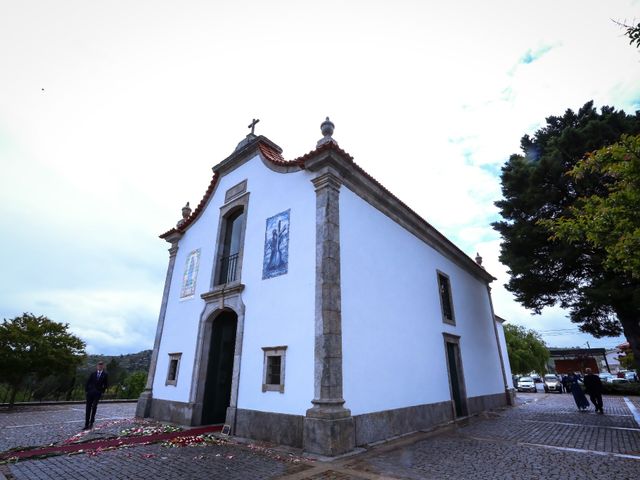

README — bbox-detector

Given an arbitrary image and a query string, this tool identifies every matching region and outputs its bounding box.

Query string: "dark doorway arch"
[202,310,237,424]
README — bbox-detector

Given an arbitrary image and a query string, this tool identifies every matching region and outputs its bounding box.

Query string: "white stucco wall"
[152,154,316,415]
[233,160,316,415]
[496,320,514,388]
[151,150,506,418]
[340,186,505,416]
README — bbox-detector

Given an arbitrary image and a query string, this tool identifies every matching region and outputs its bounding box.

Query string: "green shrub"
[602,382,640,396]
[122,371,147,399]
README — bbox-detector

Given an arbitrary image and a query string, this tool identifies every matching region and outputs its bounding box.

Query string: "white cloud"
[1,288,159,355]
[0,0,638,353]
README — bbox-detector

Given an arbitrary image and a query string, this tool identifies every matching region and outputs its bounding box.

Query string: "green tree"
[121,371,147,399]
[0,313,86,406]
[503,324,549,375]
[619,350,635,371]
[31,371,76,401]
[106,358,123,386]
[493,102,640,372]
[543,134,640,279]
[616,20,640,49]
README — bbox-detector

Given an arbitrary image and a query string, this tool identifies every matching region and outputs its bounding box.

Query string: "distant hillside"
[82,350,152,374]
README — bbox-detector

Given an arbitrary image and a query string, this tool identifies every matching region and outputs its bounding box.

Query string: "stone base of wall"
[144,393,509,452]
[136,390,152,418]
[149,398,196,426]
[303,414,355,456]
[353,401,453,446]
[234,408,304,447]
[467,392,508,415]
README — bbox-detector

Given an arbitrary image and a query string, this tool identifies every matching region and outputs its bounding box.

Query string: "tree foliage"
[121,371,147,399]
[619,20,640,49]
[503,324,549,375]
[619,350,635,371]
[542,134,640,279]
[0,313,86,406]
[106,358,123,386]
[493,102,640,372]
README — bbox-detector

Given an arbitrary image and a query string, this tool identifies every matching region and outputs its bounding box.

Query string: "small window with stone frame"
[437,271,455,325]
[166,353,182,386]
[261,346,286,393]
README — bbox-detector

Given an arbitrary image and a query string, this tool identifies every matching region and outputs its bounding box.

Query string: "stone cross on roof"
[248,118,260,135]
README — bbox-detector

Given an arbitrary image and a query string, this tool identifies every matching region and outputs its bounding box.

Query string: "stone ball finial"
[321,117,334,137]
[177,202,192,227]
[475,252,483,266]
[317,117,338,147]
[182,202,191,219]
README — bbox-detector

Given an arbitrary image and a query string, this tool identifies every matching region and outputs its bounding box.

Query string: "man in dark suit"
[84,361,108,430]
[583,368,604,414]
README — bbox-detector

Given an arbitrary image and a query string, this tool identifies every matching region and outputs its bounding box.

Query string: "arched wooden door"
[202,311,237,424]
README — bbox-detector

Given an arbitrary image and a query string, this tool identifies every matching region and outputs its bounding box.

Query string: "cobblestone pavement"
[1,394,639,479]
[0,403,137,453]
[5,441,312,480]
[343,393,640,480]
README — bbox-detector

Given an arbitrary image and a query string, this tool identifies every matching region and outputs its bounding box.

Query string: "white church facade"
[137,118,514,456]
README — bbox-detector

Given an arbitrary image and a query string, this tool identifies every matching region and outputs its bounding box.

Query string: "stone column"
[487,285,515,406]
[303,169,355,456]
[136,240,180,418]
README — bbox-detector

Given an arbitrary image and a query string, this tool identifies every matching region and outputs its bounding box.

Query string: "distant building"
[547,348,610,374]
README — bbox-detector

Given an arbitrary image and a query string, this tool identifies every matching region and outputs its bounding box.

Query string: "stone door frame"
[191,284,246,428]
[442,332,469,418]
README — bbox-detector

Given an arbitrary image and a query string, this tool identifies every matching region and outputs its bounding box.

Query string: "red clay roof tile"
[159,171,220,239]
[159,136,490,281]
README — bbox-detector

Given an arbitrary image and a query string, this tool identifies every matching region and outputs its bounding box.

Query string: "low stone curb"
[0,400,137,408]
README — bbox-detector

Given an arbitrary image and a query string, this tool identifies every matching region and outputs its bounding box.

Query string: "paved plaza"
[1,393,639,479]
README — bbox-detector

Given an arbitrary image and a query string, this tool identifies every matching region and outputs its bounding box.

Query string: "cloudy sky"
[1,1,638,354]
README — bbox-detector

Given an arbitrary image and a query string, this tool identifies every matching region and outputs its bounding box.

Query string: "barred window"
[438,272,455,325]
[267,356,281,385]
[166,353,182,386]
[262,346,286,393]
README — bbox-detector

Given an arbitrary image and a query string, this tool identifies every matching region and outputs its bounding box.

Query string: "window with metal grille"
[266,356,281,385]
[261,346,286,393]
[216,209,244,285]
[438,272,455,324]
[166,353,181,386]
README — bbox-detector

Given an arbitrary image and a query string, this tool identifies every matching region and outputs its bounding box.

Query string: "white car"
[517,376,537,393]
[543,374,563,393]
[611,378,629,385]
[598,373,614,383]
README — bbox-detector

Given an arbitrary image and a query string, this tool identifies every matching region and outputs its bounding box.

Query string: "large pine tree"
[493,102,640,371]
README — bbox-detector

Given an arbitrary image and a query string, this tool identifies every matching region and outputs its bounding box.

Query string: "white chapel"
[137,118,514,456]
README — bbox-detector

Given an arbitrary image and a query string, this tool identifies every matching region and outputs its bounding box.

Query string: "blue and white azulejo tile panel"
[180,248,201,298]
[262,209,290,280]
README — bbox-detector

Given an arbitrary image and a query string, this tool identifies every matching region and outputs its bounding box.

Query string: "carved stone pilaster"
[136,238,180,418]
[487,286,515,406]
[303,168,355,456]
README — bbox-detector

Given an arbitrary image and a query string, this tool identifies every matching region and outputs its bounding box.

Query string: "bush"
[602,382,640,396]
[121,371,147,399]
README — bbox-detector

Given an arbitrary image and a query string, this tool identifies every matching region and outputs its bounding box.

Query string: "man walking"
[84,361,108,429]
[583,368,604,414]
